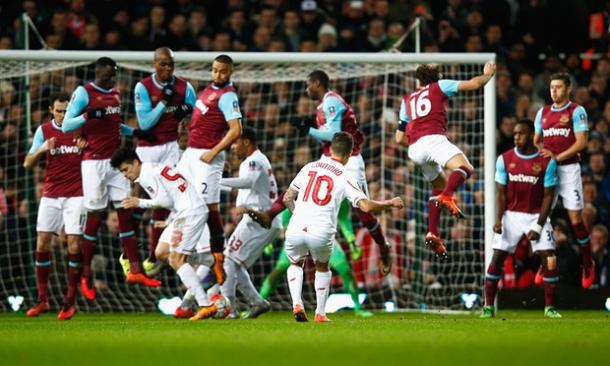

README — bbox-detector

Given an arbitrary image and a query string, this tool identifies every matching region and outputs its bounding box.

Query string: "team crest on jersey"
[560,114,570,125]
[146,186,155,194]
[248,161,256,170]
[152,95,158,102]
[207,92,217,101]
[96,96,102,101]
[532,163,542,174]
[233,100,239,112]
[509,163,516,169]
[329,106,336,117]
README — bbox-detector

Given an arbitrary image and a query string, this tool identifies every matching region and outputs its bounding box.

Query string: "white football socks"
[314,271,331,316]
[287,264,304,308]
[177,264,210,307]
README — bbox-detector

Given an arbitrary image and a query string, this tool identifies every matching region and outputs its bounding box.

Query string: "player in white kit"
[221,127,280,318]
[284,132,404,323]
[110,148,217,321]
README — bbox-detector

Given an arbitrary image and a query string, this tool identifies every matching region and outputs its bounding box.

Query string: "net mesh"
[0,58,485,312]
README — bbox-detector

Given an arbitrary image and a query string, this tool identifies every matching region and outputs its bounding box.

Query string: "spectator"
[250,26,271,52]
[66,0,90,40]
[188,7,212,38]
[362,18,387,52]
[149,5,167,47]
[126,16,151,51]
[164,14,195,51]
[280,9,302,52]
[48,9,82,49]
[300,0,325,39]
[226,9,250,47]
[81,22,101,51]
[590,225,609,287]
[212,31,232,52]
[317,23,338,52]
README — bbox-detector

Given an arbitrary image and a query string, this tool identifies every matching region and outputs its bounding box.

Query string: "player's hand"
[390,196,404,209]
[121,197,140,209]
[86,108,105,120]
[161,84,175,103]
[526,230,540,242]
[200,150,216,163]
[132,128,156,142]
[292,118,315,134]
[73,136,88,150]
[153,220,167,229]
[349,242,362,261]
[493,222,502,234]
[539,148,557,161]
[41,137,56,152]
[174,104,193,120]
[484,62,496,76]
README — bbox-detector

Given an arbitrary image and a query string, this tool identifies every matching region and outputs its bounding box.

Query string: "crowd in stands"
[0,0,608,292]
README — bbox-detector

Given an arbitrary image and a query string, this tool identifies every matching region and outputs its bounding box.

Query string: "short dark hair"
[214,54,234,66]
[330,132,353,157]
[550,72,571,87]
[308,70,330,89]
[110,147,140,169]
[95,56,117,70]
[516,118,535,133]
[49,92,70,106]
[414,64,441,85]
[240,126,257,145]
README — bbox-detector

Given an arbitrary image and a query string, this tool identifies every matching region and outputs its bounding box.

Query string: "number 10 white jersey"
[287,157,367,240]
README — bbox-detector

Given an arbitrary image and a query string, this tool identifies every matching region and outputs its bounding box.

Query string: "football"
[210,294,232,319]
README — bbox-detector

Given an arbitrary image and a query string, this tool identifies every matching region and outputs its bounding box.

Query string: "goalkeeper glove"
[349,241,362,261]
[263,243,274,256]
[174,104,193,120]
[132,129,156,142]
[161,84,175,103]
[292,118,315,134]
[86,108,105,120]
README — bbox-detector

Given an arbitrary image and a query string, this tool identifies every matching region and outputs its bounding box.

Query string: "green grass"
[1,310,609,366]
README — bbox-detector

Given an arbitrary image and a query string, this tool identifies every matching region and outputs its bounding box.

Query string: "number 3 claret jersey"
[399,80,460,144]
[288,157,367,238]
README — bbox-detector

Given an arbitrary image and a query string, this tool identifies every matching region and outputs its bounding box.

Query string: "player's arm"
[550,106,588,162]
[221,161,263,189]
[200,92,242,163]
[528,160,558,241]
[23,126,51,169]
[307,96,344,142]
[134,82,166,130]
[283,187,298,212]
[533,108,543,148]
[494,156,508,234]
[62,86,90,132]
[395,98,409,146]
[122,183,172,209]
[357,197,404,214]
[455,62,496,92]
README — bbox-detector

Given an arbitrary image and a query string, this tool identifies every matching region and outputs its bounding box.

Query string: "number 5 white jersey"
[136,162,207,219]
[287,157,367,240]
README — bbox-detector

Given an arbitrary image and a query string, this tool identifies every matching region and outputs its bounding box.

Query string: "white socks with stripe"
[287,264,304,308]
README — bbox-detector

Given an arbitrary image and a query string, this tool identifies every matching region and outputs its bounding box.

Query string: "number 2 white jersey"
[287,157,367,239]
[222,149,278,211]
[136,162,206,219]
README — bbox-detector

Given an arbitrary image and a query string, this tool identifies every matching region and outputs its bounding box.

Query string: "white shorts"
[408,134,463,181]
[81,159,131,210]
[285,227,333,264]
[176,148,225,204]
[36,196,85,235]
[554,163,584,211]
[225,215,280,268]
[136,141,180,167]
[492,210,555,253]
[159,213,208,255]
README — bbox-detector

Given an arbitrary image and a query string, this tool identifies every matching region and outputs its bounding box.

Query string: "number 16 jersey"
[399,80,460,144]
[287,157,367,239]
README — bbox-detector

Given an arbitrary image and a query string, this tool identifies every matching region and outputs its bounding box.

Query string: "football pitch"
[1,310,609,366]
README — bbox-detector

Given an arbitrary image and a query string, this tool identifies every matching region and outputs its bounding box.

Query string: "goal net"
[0,51,495,313]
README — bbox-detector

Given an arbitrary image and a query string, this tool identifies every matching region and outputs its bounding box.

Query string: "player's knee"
[36,232,53,252]
[66,235,81,254]
[490,250,507,268]
[168,252,186,270]
[315,261,329,272]
[155,243,169,263]
[544,254,557,271]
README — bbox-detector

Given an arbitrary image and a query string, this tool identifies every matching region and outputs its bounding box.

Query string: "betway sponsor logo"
[508,173,539,184]
[50,145,80,155]
[543,128,570,137]
[195,100,209,114]
[104,106,121,115]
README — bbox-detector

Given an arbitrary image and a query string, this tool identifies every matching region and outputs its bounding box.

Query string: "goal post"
[0,51,495,312]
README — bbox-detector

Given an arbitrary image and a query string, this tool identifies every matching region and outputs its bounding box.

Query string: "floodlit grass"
[1,310,609,366]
